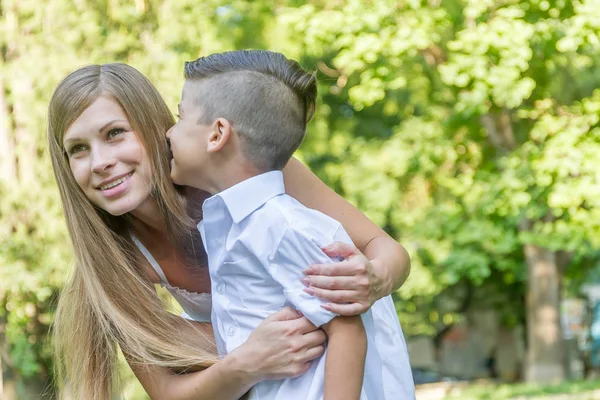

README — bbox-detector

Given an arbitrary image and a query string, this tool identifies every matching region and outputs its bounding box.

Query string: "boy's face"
[167,81,213,188]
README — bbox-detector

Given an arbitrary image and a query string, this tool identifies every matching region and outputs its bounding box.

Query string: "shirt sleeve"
[268,224,340,327]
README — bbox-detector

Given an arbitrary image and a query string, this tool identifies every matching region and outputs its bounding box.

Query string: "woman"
[48,63,411,400]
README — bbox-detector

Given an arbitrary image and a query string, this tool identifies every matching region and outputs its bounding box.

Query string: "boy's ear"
[207,118,232,153]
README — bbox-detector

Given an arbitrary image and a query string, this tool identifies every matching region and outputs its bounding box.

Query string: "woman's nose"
[90,146,116,173]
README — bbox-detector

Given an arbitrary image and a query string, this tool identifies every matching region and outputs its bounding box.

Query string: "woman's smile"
[97,171,134,197]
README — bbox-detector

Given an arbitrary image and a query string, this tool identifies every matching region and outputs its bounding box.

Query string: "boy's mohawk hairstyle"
[184,50,316,122]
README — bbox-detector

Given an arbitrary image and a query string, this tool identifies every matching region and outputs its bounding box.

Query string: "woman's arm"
[131,308,326,400]
[283,157,411,314]
[131,354,254,400]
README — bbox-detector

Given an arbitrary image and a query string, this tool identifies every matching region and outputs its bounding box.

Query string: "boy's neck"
[204,159,266,195]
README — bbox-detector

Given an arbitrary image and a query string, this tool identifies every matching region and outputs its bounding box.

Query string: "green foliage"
[268,0,600,337]
[2,0,600,394]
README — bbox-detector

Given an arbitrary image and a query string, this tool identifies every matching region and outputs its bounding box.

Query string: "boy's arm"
[267,224,367,399]
[322,315,367,400]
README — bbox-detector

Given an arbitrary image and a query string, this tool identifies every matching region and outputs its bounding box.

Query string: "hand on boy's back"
[302,242,379,316]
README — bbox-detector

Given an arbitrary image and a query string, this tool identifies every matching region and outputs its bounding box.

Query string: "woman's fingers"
[304,287,357,304]
[303,243,381,315]
[241,312,327,381]
[320,241,361,260]
[301,328,327,347]
[303,261,348,277]
[283,313,319,334]
[302,344,325,363]
[302,275,356,290]
[265,306,303,323]
[303,259,367,277]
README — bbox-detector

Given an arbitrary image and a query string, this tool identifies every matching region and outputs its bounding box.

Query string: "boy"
[167,50,415,400]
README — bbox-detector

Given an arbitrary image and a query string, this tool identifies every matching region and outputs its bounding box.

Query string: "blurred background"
[2,0,600,399]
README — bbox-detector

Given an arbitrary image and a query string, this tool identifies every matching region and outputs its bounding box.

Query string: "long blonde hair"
[48,64,217,400]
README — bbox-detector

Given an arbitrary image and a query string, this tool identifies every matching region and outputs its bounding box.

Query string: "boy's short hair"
[184,50,317,171]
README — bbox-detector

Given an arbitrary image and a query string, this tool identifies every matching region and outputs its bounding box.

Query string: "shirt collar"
[213,170,285,224]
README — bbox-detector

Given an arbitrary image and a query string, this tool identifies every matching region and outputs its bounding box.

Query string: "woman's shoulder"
[130,233,166,284]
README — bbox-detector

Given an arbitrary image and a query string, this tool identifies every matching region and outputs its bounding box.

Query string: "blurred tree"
[267,0,600,383]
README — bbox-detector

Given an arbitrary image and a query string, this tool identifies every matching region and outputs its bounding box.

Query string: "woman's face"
[63,96,153,216]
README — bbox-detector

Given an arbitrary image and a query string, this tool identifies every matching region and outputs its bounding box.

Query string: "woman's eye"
[107,128,125,139]
[68,144,87,156]
[176,113,181,120]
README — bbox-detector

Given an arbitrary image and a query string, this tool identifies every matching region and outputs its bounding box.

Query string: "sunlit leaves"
[266,0,600,338]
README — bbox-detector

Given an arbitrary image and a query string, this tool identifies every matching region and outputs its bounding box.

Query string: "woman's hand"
[302,242,386,316]
[227,307,326,384]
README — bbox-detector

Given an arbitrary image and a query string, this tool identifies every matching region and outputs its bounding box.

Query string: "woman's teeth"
[100,173,132,190]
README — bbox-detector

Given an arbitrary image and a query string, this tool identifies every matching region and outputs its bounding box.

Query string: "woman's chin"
[94,196,143,217]
[103,205,133,217]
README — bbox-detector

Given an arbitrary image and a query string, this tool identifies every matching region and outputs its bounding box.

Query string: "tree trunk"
[483,110,566,384]
[1,314,18,400]
[523,243,565,383]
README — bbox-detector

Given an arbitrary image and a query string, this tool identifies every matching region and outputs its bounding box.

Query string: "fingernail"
[320,304,331,310]
[300,277,310,287]
[302,268,311,275]
[304,287,315,296]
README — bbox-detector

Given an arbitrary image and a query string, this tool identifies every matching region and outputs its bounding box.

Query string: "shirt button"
[216,283,225,294]
[227,326,236,336]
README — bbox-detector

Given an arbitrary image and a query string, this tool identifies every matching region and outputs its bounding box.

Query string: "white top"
[199,171,415,400]
[131,235,212,322]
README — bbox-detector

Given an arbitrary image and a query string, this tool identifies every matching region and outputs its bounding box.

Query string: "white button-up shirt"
[199,171,415,400]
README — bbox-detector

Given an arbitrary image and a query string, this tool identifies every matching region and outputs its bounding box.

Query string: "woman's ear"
[207,118,232,153]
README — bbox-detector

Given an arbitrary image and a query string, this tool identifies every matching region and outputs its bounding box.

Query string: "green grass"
[445,379,600,399]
